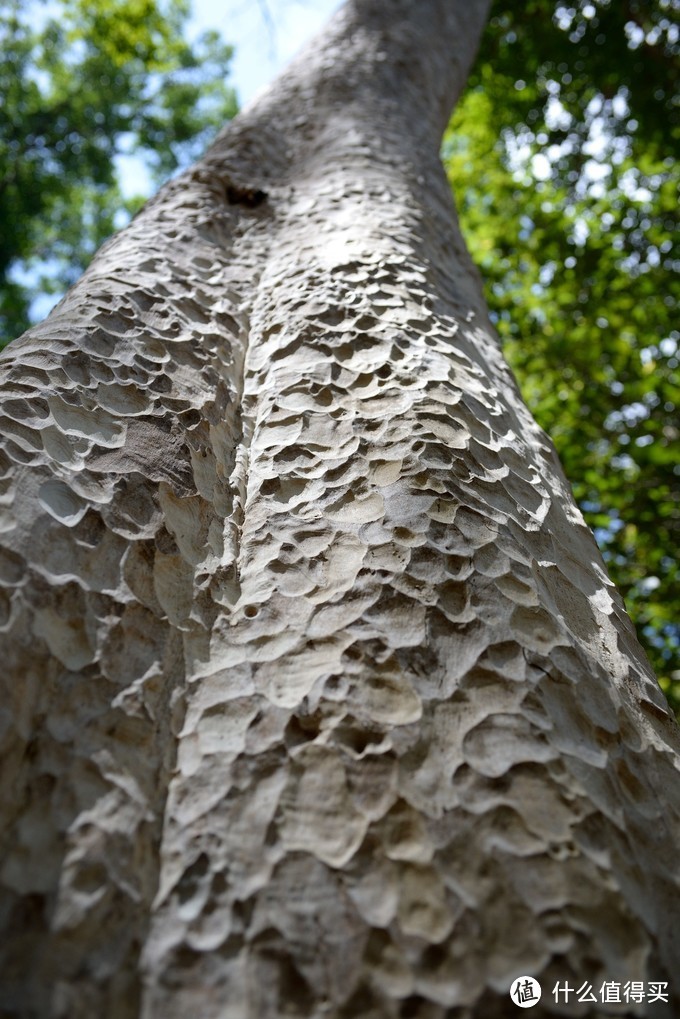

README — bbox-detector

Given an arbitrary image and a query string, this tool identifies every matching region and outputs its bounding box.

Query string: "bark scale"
[1,1,679,1017]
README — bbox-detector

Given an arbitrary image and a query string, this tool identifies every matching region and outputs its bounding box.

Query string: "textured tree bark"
[1,1,679,1016]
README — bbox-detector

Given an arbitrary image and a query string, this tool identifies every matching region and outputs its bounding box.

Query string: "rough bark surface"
[1,1,679,1017]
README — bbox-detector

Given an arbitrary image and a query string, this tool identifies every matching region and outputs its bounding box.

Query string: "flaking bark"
[1,1,679,1016]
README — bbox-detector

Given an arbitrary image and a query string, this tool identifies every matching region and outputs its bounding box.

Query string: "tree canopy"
[0,0,237,341]
[445,0,680,710]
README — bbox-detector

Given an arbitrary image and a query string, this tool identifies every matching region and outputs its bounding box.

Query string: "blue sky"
[114,0,343,200]
[24,1,344,322]
[191,0,344,107]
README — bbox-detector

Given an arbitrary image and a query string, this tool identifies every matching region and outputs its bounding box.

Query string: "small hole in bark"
[244,605,258,618]
[226,184,267,208]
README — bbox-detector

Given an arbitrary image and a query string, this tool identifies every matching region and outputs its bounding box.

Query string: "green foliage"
[446,0,680,709]
[0,0,237,342]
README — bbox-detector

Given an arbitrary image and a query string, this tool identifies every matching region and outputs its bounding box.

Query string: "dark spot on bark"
[155,526,179,555]
[284,713,323,749]
[226,184,267,208]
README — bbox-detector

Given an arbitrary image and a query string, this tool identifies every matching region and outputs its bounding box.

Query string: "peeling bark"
[1,1,679,1017]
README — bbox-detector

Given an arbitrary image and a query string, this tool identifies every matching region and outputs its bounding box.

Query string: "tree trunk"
[1,1,679,1016]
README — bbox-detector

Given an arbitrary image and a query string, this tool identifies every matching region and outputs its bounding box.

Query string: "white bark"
[1,1,679,1016]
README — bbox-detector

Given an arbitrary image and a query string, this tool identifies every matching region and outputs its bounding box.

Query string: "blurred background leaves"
[445,0,679,709]
[0,0,236,341]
